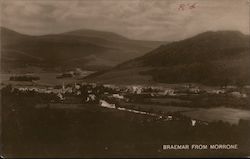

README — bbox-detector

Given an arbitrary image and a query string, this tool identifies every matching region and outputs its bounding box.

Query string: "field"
[2,94,250,157]
[120,102,250,124]
[1,75,250,157]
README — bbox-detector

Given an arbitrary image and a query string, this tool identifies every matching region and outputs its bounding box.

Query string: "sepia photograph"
[0,0,250,158]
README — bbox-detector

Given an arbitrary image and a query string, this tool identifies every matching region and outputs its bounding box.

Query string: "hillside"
[0,27,164,72]
[87,31,250,86]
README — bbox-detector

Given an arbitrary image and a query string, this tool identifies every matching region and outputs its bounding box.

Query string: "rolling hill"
[87,31,250,86]
[0,27,164,72]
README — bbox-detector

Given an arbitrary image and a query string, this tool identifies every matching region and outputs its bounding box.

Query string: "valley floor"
[1,72,250,157]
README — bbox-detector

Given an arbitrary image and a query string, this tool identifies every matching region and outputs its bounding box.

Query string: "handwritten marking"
[178,3,197,11]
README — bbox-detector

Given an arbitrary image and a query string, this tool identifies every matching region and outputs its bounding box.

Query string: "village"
[2,81,249,127]
[12,81,249,103]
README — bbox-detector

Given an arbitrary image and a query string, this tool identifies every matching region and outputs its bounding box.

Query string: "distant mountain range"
[0,27,164,72]
[87,31,250,86]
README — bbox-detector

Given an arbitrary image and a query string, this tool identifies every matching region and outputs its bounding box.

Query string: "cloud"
[1,0,249,41]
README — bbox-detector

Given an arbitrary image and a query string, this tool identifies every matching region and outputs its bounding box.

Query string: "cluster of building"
[14,82,249,105]
[16,82,82,100]
[107,84,249,99]
[9,82,249,127]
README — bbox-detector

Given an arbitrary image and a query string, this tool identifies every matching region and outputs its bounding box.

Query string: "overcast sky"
[1,0,249,41]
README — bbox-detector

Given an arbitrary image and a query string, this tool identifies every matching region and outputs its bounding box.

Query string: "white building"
[163,89,176,96]
[112,94,124,99]
[207,89,226,94]
[189,87,200,94]
[89,94,96,101]
[100,100,116,109]
[131,86,143,94]
[57,93,64,101]
[191,120,196,126]
[74,83,81,89]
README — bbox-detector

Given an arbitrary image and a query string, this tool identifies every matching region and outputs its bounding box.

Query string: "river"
[122,103,250,124]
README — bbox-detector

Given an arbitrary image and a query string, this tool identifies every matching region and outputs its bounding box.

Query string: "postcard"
[0,0,250,158]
